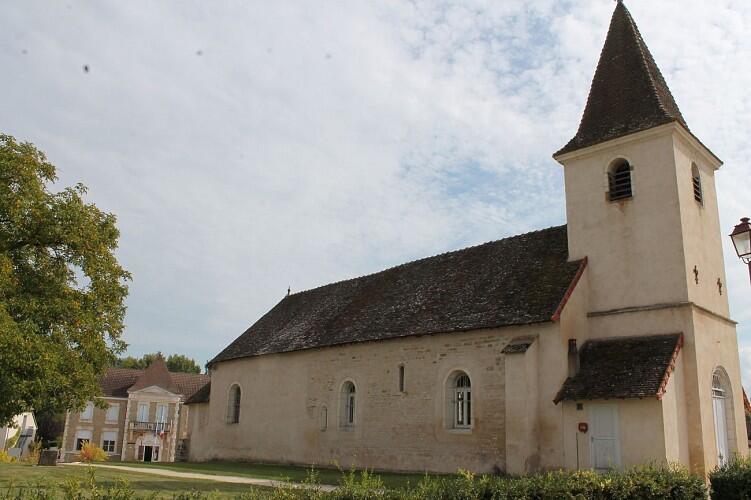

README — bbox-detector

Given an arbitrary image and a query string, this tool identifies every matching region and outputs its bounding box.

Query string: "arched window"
[712,368,737,465]
[340,381,356,428]
[608,158,633,201]
[692,163,703,204]
[227,384,241,424]
[454,373,472,428]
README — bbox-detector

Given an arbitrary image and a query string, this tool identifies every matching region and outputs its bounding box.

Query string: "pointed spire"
[555,2,687,157]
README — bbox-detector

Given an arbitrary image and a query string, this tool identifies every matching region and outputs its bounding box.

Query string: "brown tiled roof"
[99,367,210,401]
[128,357,179,394]
[211,225,583,364]
[555,2,687,157]
[185,382,211,404]
[554,333,683,403]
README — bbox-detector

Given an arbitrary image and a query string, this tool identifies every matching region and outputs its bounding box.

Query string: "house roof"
[554,333,683,403]
[99,367,210,400]
[128,357,179,394]
[211,225,583,365]
[185,382,211,405]
[555,2,687,157]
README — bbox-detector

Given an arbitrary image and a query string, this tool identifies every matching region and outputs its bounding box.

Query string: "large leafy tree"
[0,134,130,425]
[117,352,202,374]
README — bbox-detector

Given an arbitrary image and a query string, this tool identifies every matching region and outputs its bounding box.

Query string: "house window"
[340,381,356,428]
[79,402,94,422]
[692,163,703,204]
[74,430,92,450]
[399,365,405,393]
[137,403,149,422]
[101,431,117,453]
[105,404,119,423]
[608,158,632,201]
[227,385,241,424]
[453,373,472,428]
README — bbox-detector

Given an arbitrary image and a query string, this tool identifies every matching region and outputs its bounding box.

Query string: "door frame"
[588,403,622,471]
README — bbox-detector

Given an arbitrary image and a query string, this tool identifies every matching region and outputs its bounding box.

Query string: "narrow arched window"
[454,373,472,428]
[227,384,241,424]
[692,163,703,204]
[320,405,328,431]
[712,368,737,465]
[608,159,632,201]
[340,381,356,427]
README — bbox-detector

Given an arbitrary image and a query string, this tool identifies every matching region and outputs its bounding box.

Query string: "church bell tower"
[554,1,746,473]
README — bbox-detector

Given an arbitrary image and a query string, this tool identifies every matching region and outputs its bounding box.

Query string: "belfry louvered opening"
[692,163,703,204]
[608,159,633,201]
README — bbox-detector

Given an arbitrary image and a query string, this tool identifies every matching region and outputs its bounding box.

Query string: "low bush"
[710,455,751,500]
[77,441,107,463]
[0,449,16,463]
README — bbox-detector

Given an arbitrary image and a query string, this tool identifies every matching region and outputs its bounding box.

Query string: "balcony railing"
[129,421,171,433]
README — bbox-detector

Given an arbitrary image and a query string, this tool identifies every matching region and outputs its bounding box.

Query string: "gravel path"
[61,462,337,492]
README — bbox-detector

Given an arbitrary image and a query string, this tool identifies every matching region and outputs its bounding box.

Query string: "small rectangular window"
[399,365,405,393]
[79,402,94,421]
[101,431,117,453]
[137,403,149,422]
[105,403,119,423]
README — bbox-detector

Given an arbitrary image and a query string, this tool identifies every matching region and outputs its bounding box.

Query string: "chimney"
[568,339,580,377]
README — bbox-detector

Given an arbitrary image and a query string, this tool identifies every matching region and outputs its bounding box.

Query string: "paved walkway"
[61,462,337,492]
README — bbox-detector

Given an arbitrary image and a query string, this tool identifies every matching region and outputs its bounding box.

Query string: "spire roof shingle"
[555,2,687,157]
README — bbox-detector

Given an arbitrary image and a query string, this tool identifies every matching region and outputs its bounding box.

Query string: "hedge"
[710,455,751,500]
[0,463,711,499]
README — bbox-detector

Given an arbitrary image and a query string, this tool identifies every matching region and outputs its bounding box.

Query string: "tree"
[116,352,201,374]
[0,134,130,425]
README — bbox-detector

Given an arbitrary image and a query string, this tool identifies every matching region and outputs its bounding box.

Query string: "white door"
[713,395,729,465]
[590,405,621,471]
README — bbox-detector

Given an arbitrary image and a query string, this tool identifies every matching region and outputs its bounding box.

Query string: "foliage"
[0,450,16,463]
[116,352,202,374]
[21,441,42,465]
[0,461,710,499]
[709,454,751,500]
[77,441,107,463]
[0,134,130,425]
[33,409,65,448]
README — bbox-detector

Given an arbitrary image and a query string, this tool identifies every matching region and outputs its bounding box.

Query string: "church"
[185,2,747,475]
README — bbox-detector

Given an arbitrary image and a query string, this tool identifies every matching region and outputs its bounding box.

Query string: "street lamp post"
[730,217,751,283]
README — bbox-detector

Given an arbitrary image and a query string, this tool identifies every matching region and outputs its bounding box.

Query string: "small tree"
[116,352,201,374]
[0,134,130,425]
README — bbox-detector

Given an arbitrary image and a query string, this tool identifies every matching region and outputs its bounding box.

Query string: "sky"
[1,0,750,381]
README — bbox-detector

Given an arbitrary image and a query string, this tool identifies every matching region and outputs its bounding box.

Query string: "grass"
[0,463,264,498]
[106,460,435,489]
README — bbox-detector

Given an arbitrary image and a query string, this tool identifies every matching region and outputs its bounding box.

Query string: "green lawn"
[107,460,434,489]
[0,463,265,498]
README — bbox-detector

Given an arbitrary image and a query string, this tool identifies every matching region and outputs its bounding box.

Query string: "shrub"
[0,449,16,463]
[710,455,751,500]
[77,441,107,463]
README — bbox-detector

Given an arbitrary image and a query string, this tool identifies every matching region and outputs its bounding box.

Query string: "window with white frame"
[137,403,149,422]
[79,402,94,422]
[101,430,117,453]
[453,373,472,428]
[75,429,92,450]
[340,381,356,428]
[105,403,119,423]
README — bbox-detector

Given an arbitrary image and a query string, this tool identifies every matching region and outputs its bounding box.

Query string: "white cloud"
[1,0,750,382]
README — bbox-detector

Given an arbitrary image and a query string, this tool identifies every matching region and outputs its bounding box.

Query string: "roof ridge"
[285,225,567,298]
